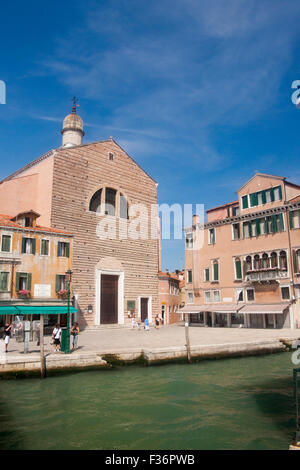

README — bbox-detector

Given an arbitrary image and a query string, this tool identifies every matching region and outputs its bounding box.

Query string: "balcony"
[245,267,288,283]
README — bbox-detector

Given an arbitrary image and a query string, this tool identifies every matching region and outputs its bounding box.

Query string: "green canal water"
[0,353,296,450]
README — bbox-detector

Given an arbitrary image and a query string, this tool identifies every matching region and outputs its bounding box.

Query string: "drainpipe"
[284,183,297,328]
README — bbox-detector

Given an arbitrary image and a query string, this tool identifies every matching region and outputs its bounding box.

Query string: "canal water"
[0,353,296,450]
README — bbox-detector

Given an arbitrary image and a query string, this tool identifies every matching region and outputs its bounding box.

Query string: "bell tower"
[61,97,85,147]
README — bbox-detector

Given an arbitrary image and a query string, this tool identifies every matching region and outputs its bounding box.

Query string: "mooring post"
[185,314,192,364]
[40,315,46,378]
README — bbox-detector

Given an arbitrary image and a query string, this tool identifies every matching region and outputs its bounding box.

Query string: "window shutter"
[250,193,258,207]
[213,262,219,281]
[57,242,61,257]
[248,222,253,238]
[55,275,60,293]
[270,188,275,202]
[255,219,261,236]
[279,213,284,231]
[235,260,242,279]
[261,190,267,204]
[32,238,36,255]
[293,250,299,274]
[271,215,277,233]
[21,238,26,253]
[242,196,248,209]
[289,211,294,229]
[66,243,70,258]
[27,273,32,291]
[16,272,20,291]
[205,268,209,282]
[278,185,282,200]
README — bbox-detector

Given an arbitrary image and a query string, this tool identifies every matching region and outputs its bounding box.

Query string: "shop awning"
[240,303,290,315]
[178,304,244,314]
[0,305,77,315]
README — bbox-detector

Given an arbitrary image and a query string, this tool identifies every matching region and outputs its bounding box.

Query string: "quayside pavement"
[1,324,300,376]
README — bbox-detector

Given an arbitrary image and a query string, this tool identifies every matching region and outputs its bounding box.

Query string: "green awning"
[0,305,77,315]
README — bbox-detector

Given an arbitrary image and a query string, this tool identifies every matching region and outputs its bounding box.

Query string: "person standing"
[52,324,62,353]
[155,315,160,329]
[3,322,12,353]
[144,318,149,331]
[131,315,136,329]
[70,322,80,350]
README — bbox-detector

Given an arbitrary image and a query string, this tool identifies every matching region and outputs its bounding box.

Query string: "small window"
[41,239,49,256]
[56,274,66,292]
[187,270,193,283]
[213,290,220,303]
[212,260,219,281]
[232,223,240,240]
[208,228,216,244]
[120,193,129,219]
[57,242,70,258]
[16,272,32,292]
[187,291,194,304]
[0,272,9,291]
[109,152,114,161]
[279,251,287,270]
[236,289,244,302]
[21,237,36,255]
[204,291,211,303]
[24,217,33,227]
[204,268,210,282]
[281,286,290,300]
[1,234,11,252]
[232,206,239,217]
[185,233,193,249]
[246,288,255,302]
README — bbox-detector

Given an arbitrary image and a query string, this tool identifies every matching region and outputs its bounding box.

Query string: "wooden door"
[101,275,118,324]
[141,298,148,322]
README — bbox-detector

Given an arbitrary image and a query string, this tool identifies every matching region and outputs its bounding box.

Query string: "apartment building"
[181,173,300,329]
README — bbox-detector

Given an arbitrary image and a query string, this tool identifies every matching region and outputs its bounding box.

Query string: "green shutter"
[16,272,20,291]
[235,260,242,279]
[213,262,219,281]
[32,238,36,255]
[289,211,294,229]
[2,235,11,252]
[270,188,275,202]
[0,272,8,291]
[205,268,209,281]
[248,222,253,238]
[250,193,258,207]
[271,215,277,233]
[255,218,261,236]
[279,213,284,231]
[57,242,61,257]
[264,217,269,234]
[21,238,26,253]
[27,273,32,291]
[66,243,70,258]
[293,250,299,274]
[55,275,60,293]
[278,185,282,200]
[261,190,267,204]
[242,195,249,209]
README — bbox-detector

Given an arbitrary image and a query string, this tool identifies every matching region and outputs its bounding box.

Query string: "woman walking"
[3,322,12,353]
[52,324,62,353]
[70,322,80,350]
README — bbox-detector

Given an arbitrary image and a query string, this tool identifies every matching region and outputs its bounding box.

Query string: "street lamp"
[65,269,73,354]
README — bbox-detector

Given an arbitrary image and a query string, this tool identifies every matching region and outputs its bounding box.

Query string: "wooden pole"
[40,315,46,378]
[185,314,192,364]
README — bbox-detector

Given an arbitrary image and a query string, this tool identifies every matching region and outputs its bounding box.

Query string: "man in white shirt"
[52,324,62,353]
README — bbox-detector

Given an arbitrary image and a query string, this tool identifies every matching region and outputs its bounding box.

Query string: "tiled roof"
[206,200,239,213]
[0,214,73,236]
[158,271,179,281]
[288,194,300,204]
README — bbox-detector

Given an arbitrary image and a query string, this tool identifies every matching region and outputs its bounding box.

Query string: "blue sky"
[1,0,300,271]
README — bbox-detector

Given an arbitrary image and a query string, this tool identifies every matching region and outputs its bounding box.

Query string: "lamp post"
[65,269,73,354]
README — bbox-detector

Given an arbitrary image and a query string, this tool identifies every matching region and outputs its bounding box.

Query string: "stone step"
[83,324,132,331]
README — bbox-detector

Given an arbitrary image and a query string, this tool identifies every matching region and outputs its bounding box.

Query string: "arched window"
[89,189,102,213]
[271,252,278,268]
[279,251,287,270]
[254,254,261,270]
[105,188,116,216]
[262,253,269,269]
[246,256,252,272]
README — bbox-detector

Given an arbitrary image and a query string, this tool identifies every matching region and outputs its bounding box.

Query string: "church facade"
[0,107,160,327]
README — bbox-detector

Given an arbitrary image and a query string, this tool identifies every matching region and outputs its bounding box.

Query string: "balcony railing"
[245,267,288,282]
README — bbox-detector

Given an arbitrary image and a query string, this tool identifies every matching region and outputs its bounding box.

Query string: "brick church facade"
[0,107,160,327]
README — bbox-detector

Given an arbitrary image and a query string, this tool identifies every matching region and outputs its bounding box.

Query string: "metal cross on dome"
[71,96,80,113]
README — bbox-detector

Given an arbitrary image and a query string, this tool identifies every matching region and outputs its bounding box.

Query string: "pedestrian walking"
[52,324,62,353]
[144,318,149,331]
[131,315,136,329]
[137,319,141,330]
[71,322,80,350]
[3,322,12,353]
[155,314,160,329]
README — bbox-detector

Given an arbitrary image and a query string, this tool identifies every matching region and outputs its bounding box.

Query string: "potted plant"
[18,289,30,298]
[58,289,68,298]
